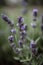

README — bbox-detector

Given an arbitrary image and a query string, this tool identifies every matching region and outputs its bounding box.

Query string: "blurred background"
[0,0,43,65]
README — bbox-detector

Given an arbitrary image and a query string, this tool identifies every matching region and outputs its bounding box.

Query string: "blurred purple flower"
[8,35,14,43]
[30,40,37,56]
[20,30,27,36]
[1,14,14,27]
[20,36,25,40]
[1,14,11,23]
[31,22,37,28]
[18,40,23,47]
[33,9,38,17]
[20,24,27,31]
[10,28,16,34]
[30,40,36,49]
[18,16,24,24]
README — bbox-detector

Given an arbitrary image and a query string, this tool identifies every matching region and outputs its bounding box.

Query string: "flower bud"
[20,30,27,36]
[10,29,16,34]
[31,22,37,28]
[33,9,38,17]
[8,35,14,43]
[30,40,36,49]
[18,16,24,24]
[18,40,23,47]
[1,14,11,23]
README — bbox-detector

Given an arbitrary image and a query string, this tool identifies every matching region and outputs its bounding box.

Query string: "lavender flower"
[18,16,24,24]
[1,14,11,23]
[1,14,14,27]
[33,9,38,17]
[20,24,27,31]
[18,40,23,47]
[31,22,37,28]
[20,30,27,36]
[8,35,14,43]
[10,28,16,34]
[20,36,25,40]
[30,40,36,49]
[30,40,37,56]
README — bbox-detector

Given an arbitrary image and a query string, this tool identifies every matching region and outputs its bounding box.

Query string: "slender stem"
[35,37,40,43]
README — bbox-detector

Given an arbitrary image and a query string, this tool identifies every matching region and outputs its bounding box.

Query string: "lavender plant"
[1,9,43,65]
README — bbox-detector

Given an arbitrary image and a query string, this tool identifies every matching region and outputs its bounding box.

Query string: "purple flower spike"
[18,16,24,24]
[30,40,37,56]
[8,35,14,43]
[30,40,36,49]
[1,14,11,23]
[33,9,38,17]
[31,22,37,28]
[10,28,16,34]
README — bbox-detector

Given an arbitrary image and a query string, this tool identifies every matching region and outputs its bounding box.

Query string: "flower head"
[30,40,36,48]
[31,22,37,28]
[20,30,27,36]
[1,14,11,23]
[10,28,16,34]
[33,9,38,17]
[18,16,24,24]
[20,24,27,31]
[18,40,23,47]
[8,35,14,43]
